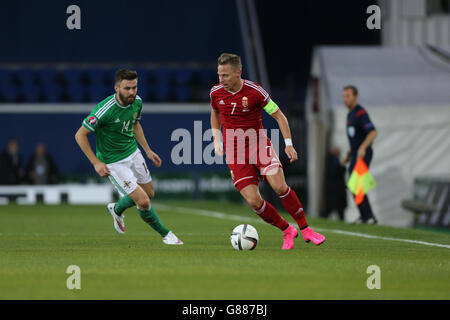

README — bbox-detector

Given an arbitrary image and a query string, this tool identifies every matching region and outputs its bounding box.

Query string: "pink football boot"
[282,224,298,250]
[301,227,325,245]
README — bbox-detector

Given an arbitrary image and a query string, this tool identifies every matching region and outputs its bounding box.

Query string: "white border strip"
[323,229,450,249]
[0,103,211,114]
[155,204,450,249]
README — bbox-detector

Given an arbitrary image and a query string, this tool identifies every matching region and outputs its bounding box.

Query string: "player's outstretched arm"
[74,126,110,176]
[271,110,298,163]
[133,121,162,167]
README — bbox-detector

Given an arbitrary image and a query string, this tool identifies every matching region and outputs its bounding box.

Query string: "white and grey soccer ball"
[230,224,259,250]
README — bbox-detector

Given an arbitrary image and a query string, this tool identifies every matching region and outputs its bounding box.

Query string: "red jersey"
[210,79,282,191]
[210,79,275,131]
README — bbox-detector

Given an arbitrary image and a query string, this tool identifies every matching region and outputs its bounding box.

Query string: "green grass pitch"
[1,200,449,299]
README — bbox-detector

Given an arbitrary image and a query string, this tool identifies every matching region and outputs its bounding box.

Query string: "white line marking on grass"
[321,229,450,249]
[156,204,259,223]
[156,204,450,249]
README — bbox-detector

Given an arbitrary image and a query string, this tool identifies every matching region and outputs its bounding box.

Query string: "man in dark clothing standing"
[0,138,25,185]
[26,143,59,185]
[342,85,378,224]
[322,146,348,221]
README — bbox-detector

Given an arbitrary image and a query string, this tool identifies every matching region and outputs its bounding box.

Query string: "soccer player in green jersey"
[75,69,183,245]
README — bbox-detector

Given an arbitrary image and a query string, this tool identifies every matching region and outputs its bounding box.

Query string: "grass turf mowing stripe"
[1,203,449,299]
[155,204,450,249]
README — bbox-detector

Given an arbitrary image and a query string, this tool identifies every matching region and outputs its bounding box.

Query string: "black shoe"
[351,217,378,225]
[351,217,365,224]
[365,217,378,225]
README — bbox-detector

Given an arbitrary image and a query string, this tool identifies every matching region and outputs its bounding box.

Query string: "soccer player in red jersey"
[210,53,325,250]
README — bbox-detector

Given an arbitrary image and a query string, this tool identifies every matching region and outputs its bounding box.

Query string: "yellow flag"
[347,158,376,204]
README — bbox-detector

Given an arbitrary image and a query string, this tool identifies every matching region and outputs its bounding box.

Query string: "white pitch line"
[156,203,259,224]
[322,229,450,249]
[155,204,450,249]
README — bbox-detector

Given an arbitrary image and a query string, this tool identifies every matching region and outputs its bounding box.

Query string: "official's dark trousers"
[348,148,375,221]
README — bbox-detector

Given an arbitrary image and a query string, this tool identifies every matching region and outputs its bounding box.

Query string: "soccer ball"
[230,224,259,250]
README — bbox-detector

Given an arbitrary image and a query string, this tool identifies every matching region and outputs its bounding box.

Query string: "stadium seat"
[19,83,41,102]
[174,85,191,102]
[135,68,149,83]
[173,68,193,85]
[62,69,84,85]
[0,69,14,85]
[152,83,170,102]
[87,84,108,102]
[42,83,63,103]
[137,85,149,101]
[0,82,20,102]
[198,68,217,86]
[152,68,171,102]
[66,85,86,102]
[87,69,106,85]
[38,68,59,88]
[133,68,150,100]
[105,69,117,85]
[86,69,108,102]
[153,68,171,84]
[172,68,194,102]
[16,69,36,85]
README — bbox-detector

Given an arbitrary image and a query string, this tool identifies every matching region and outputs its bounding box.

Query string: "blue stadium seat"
[173,68,193,85]
[87,84,108,102]
[153,68,171,84]
[20,83,41,102]
[66,85,86,102]
[174,85,191,102]
[16,69,36,85]
[134,68,149,82]
[0,70,16,102]
[38,68,58,86]
[198,68,217,86]
[152,68,171,102]
[0,82,20,102]
[42,83,63,103]
[133,68,149,101]
[0,69,14,85]
[137,85,149,101]
[106,69,117,85]
[62,69,84,85]
[87,69,106,85]
[152,83,170,102]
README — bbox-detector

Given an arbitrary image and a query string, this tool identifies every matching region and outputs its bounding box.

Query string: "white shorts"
[106,149,152,197]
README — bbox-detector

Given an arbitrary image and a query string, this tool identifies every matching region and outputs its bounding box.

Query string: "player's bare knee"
[137,197,151,210]
[246,195,263,209]
[274,183,289,196]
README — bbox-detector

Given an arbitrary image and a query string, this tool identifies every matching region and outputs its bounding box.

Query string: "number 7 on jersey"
[231,102,237,115]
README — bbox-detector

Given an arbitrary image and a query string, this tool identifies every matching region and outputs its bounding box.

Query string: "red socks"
[279,186,308,229]
[254,200,289,231]
[252,186,308,231]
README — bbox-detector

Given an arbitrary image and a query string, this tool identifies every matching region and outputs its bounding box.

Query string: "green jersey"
[82,94,143,164]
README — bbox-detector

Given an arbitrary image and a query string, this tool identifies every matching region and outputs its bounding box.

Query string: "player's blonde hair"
[217,53,242,70]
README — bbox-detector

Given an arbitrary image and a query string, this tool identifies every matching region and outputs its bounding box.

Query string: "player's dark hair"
[217,53,242,70]
[343,85,358,96]
[115,69,138,84]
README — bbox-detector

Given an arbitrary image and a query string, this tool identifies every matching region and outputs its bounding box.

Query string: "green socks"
[114,195,135,216]
[138,206,170,237]
[114,196,169,238]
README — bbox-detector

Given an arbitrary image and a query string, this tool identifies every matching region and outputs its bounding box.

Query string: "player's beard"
[118,91,135,105]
